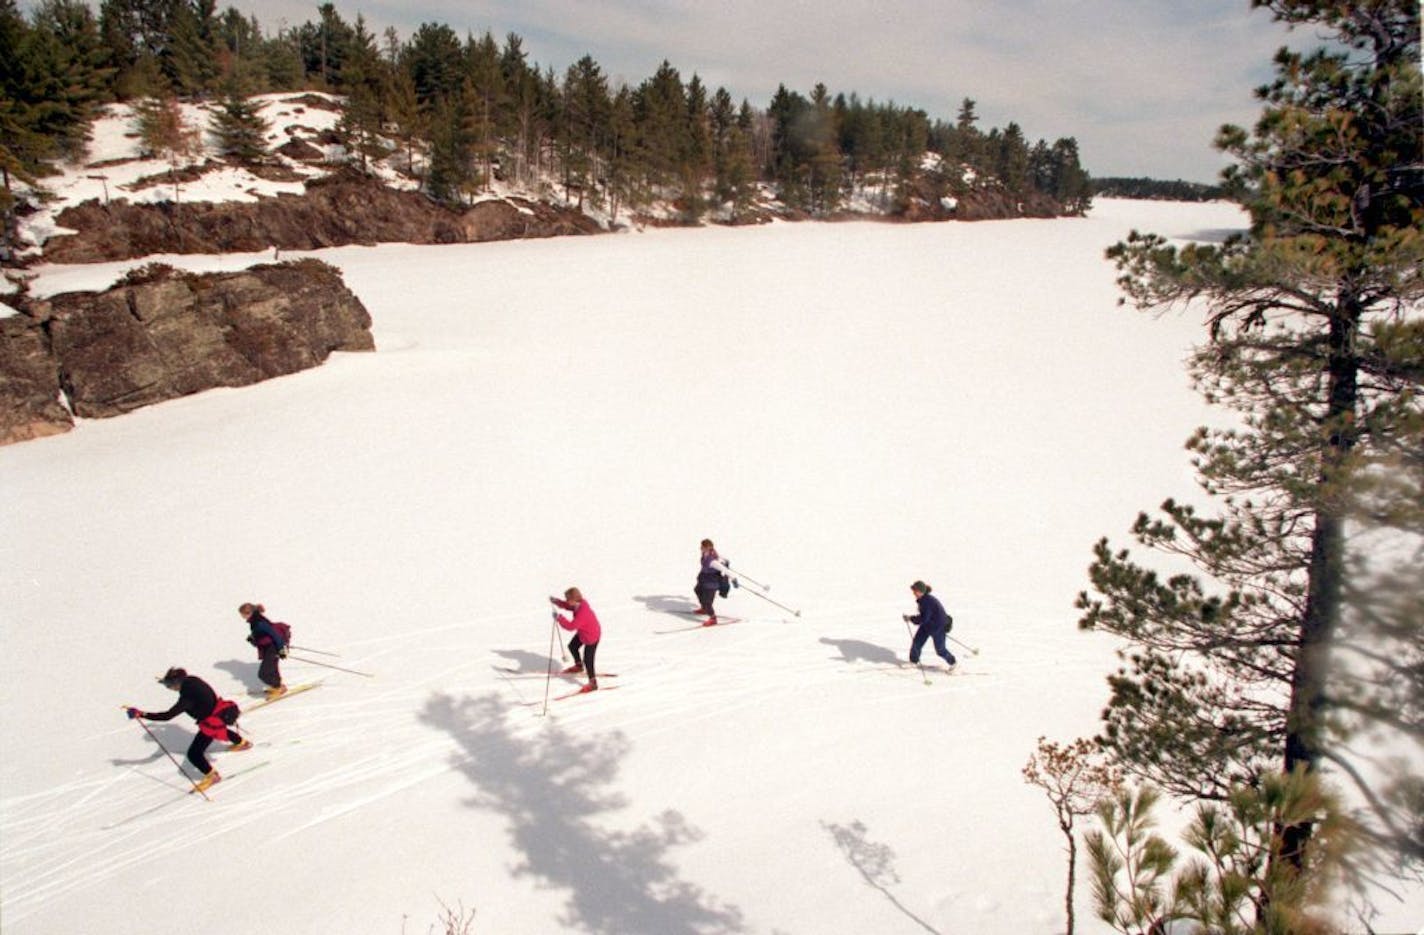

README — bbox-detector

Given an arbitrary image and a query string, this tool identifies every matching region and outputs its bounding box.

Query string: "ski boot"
[194,770,221,793]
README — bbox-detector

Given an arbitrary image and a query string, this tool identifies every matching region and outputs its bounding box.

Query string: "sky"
[229,0,1310,183]
[26,1,1319,185]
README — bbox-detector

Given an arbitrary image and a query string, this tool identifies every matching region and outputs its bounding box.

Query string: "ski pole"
[554,610,568,663]
[287,654,374,677]
[122,708,209,800]
[949,635,980,656]
[741,585,801,617]
[723,563,770,591]
[541,613,559,717]
[290,644,339,657]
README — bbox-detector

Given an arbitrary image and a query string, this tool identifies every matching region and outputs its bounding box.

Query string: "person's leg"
[259,647,281,688]
[583,641,598,682]
[932,627,957,666]
[568,635,584,669]
[695,586,716,615]
[909,625,930,664]
[187,733,216,774]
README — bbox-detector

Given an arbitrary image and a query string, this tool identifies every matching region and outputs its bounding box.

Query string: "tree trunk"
[1280,297,1361,865]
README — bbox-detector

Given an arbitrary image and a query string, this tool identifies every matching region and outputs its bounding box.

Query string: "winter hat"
[159,666,187,686]
[910,581,930,594]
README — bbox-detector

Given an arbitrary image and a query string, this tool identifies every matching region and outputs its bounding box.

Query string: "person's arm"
[137,697,186,721]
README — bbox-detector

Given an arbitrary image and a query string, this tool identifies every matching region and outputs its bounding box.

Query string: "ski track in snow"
[1,599,990,921]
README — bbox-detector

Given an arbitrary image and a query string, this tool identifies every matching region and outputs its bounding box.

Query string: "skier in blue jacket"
[903,580,956,670]
[241,602,288,699]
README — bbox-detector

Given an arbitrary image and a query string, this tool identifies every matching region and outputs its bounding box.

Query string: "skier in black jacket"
[903,581,957,671]
[126,667,250,792]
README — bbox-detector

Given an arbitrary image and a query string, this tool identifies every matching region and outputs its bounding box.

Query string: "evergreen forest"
[0,0,1094,224]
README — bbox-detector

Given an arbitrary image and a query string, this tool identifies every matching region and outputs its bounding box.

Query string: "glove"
[902,615,912,623]
[125,707,142,720]
[551,609,560,621]
[278,647,289,659]
[246,635,256,645]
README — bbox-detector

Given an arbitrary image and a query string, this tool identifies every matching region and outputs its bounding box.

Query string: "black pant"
[187,731,241,774]
[569,636,599,680]
[258,645,283,688]
[188,707,241,773]
[695,585,718,615]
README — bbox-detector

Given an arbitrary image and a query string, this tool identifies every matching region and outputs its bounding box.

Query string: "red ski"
[654,617,746,634]
[553,685,622,702]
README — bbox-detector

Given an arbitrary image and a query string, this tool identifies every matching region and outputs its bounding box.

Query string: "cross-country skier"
[550,587,602,693]
[125,667,250,793]
[240,602,287,699]
[903,581,957,671]
[695,539,731,625]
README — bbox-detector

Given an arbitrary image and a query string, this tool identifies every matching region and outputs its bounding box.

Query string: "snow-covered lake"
[3,199,1417,934]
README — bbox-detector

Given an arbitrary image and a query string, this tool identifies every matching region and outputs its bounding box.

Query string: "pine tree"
[559,54,608,209]
[1079,0,1423,889]
[385,67,426,179]
[679,73,711,220]
[1087,773,1354,934]
[633,60,685,198]
[804,82,841,215]
[425,93,474,204]
[465,30,503,193]
[208,83,268,163]
[334,15,388,173]
[604,84,637,222]
[164,0,219,96]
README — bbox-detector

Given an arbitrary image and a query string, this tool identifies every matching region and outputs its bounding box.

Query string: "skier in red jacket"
[126,667,250,792]
[550,587,602,693]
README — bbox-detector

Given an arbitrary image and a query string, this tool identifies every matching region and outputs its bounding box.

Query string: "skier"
[903,580,957,671]
[125,667,250,793]
[549,587,602,693]
[695,538,731,625]
[240,601,287,699]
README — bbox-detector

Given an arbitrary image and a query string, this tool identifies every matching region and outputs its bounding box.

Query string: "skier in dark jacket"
[241,602,287,699]
[695,539,731,625]
[903,580,957,670]
[126,667,250,792]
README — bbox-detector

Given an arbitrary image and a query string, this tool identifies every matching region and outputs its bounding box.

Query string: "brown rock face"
[0,259,373,443]
[0,313,71,443]
[43,171,604,263]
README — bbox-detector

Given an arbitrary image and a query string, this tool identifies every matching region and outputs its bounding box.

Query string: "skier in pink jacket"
[550,587,602,693]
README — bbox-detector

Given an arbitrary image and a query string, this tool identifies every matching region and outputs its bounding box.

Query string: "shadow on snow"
[823,820,942,935]
[419,691,746,935]
[819,637,901,666]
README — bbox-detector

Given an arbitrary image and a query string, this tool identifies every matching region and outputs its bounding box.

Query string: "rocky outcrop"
[0,259,373,444]
[0,313,71,443]
[42,171,604,264]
